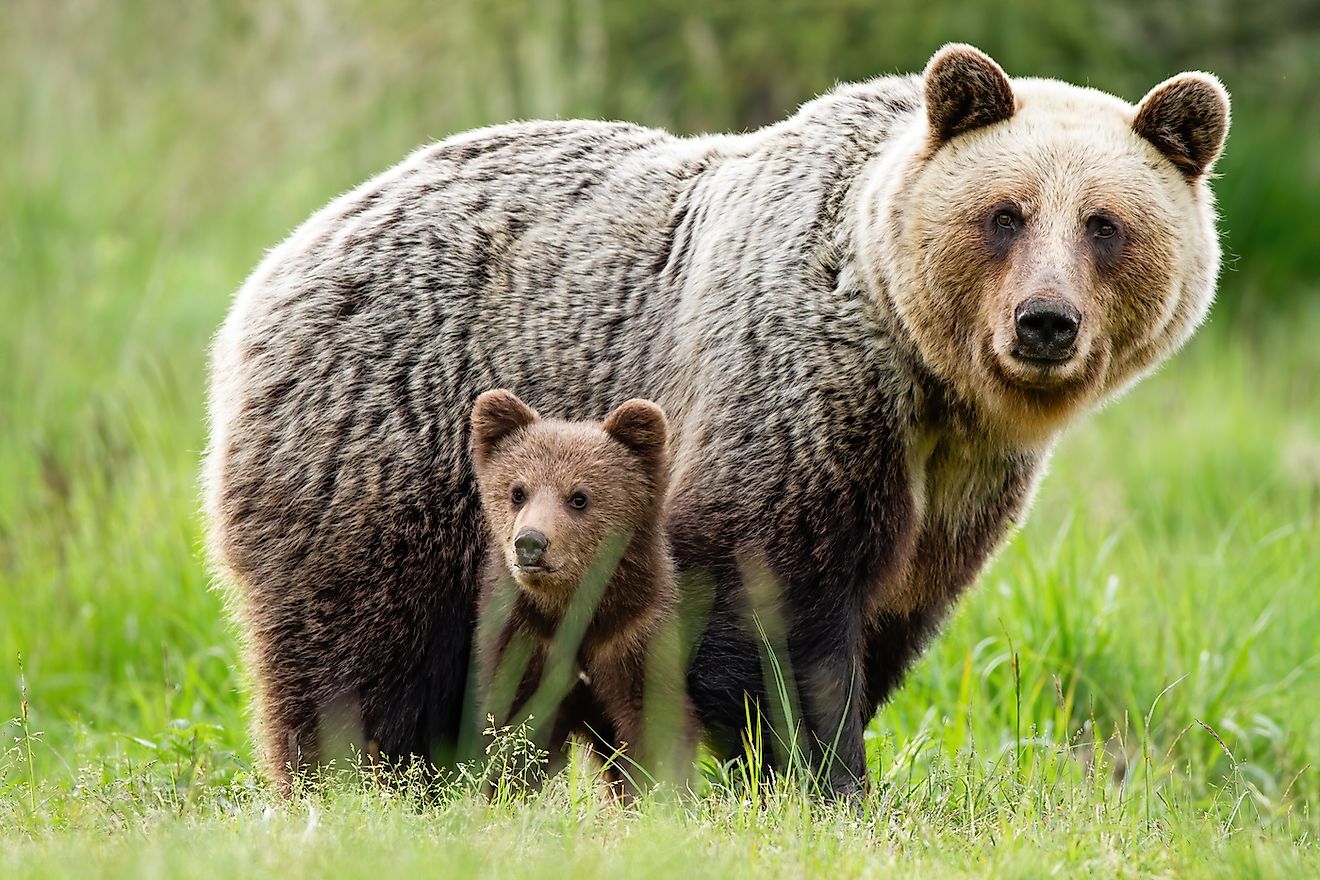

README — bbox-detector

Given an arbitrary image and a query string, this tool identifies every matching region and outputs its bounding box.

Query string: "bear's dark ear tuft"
[1133,72,1230,179]
[602,399,668,470]
[923,43,1016,145]
[470,389,538,469]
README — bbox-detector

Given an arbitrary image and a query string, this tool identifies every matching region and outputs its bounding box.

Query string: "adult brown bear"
[204,44,1229,795]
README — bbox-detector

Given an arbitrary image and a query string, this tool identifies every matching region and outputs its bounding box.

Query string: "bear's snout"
[514,529,549,568]
[1013,297,1080,362]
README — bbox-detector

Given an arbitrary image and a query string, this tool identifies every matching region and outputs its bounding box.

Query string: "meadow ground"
[2,3,1319,877]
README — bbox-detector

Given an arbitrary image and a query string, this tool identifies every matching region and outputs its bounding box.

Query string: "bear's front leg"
[735,523,889,797]
[681,556,872,798]
[670,440,915,798]
[862,607,941,712]
[785,599,869,798]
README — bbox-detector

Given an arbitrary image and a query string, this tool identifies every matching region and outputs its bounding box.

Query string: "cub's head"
[470,390,669,597]
[863,43,1230,443]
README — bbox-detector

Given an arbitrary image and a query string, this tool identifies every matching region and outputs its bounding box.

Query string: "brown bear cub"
[469,389,697,799]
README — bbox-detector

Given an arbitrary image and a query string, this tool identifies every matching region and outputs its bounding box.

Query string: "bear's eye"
[1085,214,1126,270]
[984,205,1024,256]
[1088,215,1119,239]
[567,491,589,511]
[510,486,525,506]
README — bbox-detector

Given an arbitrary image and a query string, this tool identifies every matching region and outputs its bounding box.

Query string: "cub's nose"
[1014,298,1081,362]
[513,529,548,567]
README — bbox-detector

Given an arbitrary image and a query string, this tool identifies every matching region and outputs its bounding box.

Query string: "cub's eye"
[510,487,525,506]
[567,491,589,511]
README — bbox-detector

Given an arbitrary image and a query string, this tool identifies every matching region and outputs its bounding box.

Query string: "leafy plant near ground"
[2,1,1318,876]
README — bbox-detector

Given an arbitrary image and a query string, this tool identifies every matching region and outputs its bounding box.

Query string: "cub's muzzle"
[514,529,549,568]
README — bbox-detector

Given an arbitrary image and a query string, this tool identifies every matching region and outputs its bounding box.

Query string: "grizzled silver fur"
[205,45,1228,793]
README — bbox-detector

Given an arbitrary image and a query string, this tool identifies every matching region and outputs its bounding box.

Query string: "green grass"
[2,1,1319,876]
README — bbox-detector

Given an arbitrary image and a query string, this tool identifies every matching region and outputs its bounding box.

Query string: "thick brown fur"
[471,391,697,798]
[205,44,1230,796]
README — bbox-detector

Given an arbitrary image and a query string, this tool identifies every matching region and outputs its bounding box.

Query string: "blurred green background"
[2,0,1318,838]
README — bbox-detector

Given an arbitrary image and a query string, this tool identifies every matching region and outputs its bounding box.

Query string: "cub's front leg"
[587,644,698,801]
[476,622,581,794]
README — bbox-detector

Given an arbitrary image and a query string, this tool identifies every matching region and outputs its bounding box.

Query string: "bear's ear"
[470,389,538,469]
[602,399,668,470]
[1133,72,1230,179]
[923,43,1016,145]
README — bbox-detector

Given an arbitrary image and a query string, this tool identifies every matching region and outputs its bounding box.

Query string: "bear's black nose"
[514,529,548,567]
[1014,298,1080,362]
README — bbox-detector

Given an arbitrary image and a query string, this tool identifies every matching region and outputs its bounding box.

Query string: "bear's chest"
[871,433,1040,618]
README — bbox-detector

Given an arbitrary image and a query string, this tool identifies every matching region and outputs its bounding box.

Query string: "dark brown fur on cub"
[470,390,696,797]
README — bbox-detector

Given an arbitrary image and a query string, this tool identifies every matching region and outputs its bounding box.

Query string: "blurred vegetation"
[5,1,1318,327]
[1,1,1318,870]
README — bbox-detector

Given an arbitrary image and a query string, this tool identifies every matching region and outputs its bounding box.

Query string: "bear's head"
[470,389,669,599]
[861,43,1230,444]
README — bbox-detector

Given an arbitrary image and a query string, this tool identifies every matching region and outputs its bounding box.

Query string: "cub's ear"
[923,43,1015,145]
[1133,72,1230,179]
[470,389,538,469]
[602,399,668,468]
